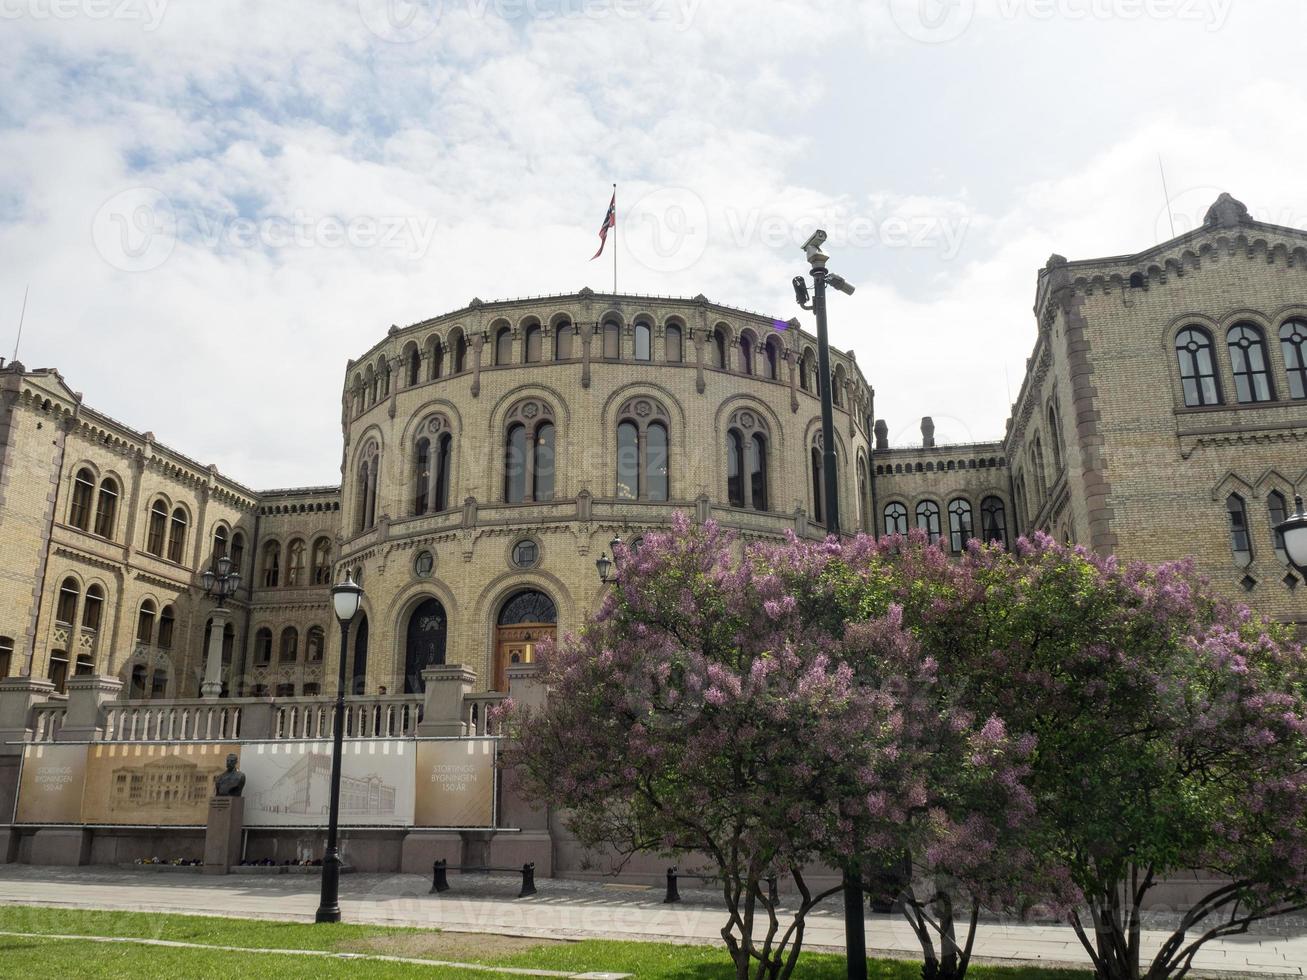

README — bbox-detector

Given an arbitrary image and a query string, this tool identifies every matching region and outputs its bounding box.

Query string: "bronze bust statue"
[214,753,245,797]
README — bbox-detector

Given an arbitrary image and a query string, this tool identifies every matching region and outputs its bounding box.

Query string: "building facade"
[0,193,1303,701]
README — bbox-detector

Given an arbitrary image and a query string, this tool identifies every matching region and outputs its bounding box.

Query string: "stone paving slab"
[0,866,1304,977]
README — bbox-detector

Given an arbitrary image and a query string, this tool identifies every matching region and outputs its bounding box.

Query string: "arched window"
[356,442,379,531]
[306,625,325,662]
[167,507,188,563]
[948,498,973,554]
[634,322,652,361]
[434,432,452,512]
[726,430,745,508]
[980,496,1008,548]
[431,339,445,379]
[312,537,332,585]
[414,437,431,515]
[81,584,104,632]
[533,422,555,501]
[603,320,621,359]
[810,445,824,524]
[365,365,377,407]
[286,539,306,586]
[857,458,869,530]
[1047,404,1064,471]
[404,597,448,693]
[407,344,421,386]
[764,337,780,380]
[749,433,768,512]
[453,332,467,373]
[665,324,683,363]
[213,525,229,559]
[1176,327,1221,407]
[617,421,639,500]
[554,321,574,360]
[504,423,528,503]
[833,365,845,407]
[502,403,557,504]
[712,328,728,370]
[136,600,156,645]
[495,326,513,366]
[524,324,542,362]
[379,359,391,398]
[93,477,118,539]
[916,500,941,545]
[1227,494,1252,566]
[158,605,175,648]
[799,350,814,391]
[262,541,281,588]
[56,577,79,624]
[1281,320,1307,399]
[1227,323,1273,403]
[279,627,299,663]
[884,502,908,536]
[1269,490,1289,563]
[69,468,94,530]
[739,333,754,374]
[254,627,273,666]
[231,532,245,576]
[615,399,670,501]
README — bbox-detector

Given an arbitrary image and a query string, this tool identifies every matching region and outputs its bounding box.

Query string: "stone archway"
[493,589,556,692]
[404,597,448,693]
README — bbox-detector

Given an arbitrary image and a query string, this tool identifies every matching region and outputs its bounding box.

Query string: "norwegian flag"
[591,191,616,260]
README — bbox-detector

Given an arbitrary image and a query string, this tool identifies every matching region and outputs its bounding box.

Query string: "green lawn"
[0,905,1090,979]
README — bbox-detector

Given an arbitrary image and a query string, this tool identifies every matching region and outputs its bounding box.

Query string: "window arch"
[980,496,1008,548]
[93,477,118,539]
[764,336,780,380]
[1227,323,1274,403]
[306,625,325,662]
[136,600,156,645]
[378,358,391,398]
[69,468,94,531]
[503,401,556,504]
[799,349,815,391]
[1281,320,1307,399]
[726,430,745,508]
[947,498,974,554]
[356,441,380,531]
[915,500,941,545]
[158,605,175,649]
[833,365,846,407]
[286,539,307,586]
[412,414,454,515]
[279,627,299,663]
[884,502,908,536]
[728,413,770,510]
[749,433,768,512]
[167,507,188,563]
[494,325,513,366]
[56,576,79,625]
[634,321,652,361]
[739,331,754,374]
[857,457,869,531]
[1269,490,1289,563]
[1176,326,1222,407]
[365,364,377,407]
[254,627,273,666]
[405,343,421,387]
[312,537,332,585]
[213,524,229,560]
[523,322,542,362]
[616,398,670,501]
[554,321,574,360]
[712,327,728,370]
[602,320,621,359]
[231,532,246,577]
[262,540,281,588]
[81,584,104,632]
[453,330,468,373]
[810,445,824,525]
[1047,403,1064,472]
[664,323,683,363]
[1226,493,1252,566]
[430,336,445,379]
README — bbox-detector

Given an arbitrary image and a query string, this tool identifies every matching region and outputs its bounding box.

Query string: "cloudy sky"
[3,0,1305,489]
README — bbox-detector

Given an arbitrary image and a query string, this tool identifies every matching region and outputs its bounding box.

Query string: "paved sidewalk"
[0,866,1304,977]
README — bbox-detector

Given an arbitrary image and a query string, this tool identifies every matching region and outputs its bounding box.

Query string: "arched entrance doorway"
[404,597,448,693]
[494,590,557,692]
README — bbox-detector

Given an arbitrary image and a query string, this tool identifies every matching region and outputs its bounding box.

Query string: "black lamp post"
[315,569,363,924]
[795,229,865,980]
[1275,495,1307,578]
[199,554,241,699]
[595,535,623,584]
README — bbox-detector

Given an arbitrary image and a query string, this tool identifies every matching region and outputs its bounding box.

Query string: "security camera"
[801,229,828,252]
[792,276,810,306]
[827,274,856,296]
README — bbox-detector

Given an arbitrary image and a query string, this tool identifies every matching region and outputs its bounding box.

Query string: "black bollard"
[519,862,537,898]
[430,858,450,894]
[664,866,680,904]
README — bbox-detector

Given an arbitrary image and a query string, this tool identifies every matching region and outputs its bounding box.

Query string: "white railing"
[103,700,243,741]
[274,695,422,739]
[31,703,67,742]
[464,693,507,736]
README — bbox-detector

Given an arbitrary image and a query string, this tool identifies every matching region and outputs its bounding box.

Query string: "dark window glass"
[603,321,621,359]
[435,433,452,511]
[948,498,973,554]
[146,502,167,555]
[810,446,824,524]
[407,347,420,386]
[916,500,941,544]
[56,577,79,625]
[713,329,728,369]
[263,542,280,587]
[70,469,94,531]
[504,423,527,503]
[431,342,444,379]
[255,628,272,665]
[512,540,539,567]
[1227,323,1273,403]
[167,507,187,563]
[1269,490,1289,561]
[555,322,573,360]
[82,585,104,631]
[765,339,779,380]
[884,502,908,536]
[94,478,118,538]
[616,422,639,500]
[158,606,174,648]
[136,602,155,645]
[665,325,682,363]
[279,627,298,663]
[454,333,467,373]
[414,437,431,515]
[739,335,753,374]
[1227,494,1252,565]
[1175,327,1221,406]
[646,423,669,502]
[1281,320,1307,399]
[495,327,513,366]
[726,430,745,508]
[0,636,13,678]
[533,422,555,502]
[524,325,542,362]
[635,323,651,361]
[306,626,325,662]
[980,496,1008,548]
[749,433,768,511]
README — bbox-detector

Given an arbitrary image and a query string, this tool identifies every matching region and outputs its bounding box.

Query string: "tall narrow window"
[93,478,118,538]
[916,500,941,545]
[764,338,779,380]
[857,459,869,530]
[555,322,574,360]
[231,532,245,577]
[1227,493,1252,566]
[1281,320,1307,399]
[312,537,332,585]
[1227,323,1273,403]
[504,423,528,503]
[948,498,974,554]
[82,584,104,632]
[48,651,68,694]
[434,433,451,511]
[616,421,639,500]
[454,332,467,373]
[739,334,753,374]
[254,628,273,665]
[306,626,325,662]
[533,422,555,502]
[158,605,174,648]
[279,627,298,663]
[634,322,651,361]
[69,469,94,530]
[414,437,431,515]
[167,507,188,563]
[1176,327,1221,407]
[800,351,814,391]
[495,326,513,366]
[407,346,421,386]
[525,324,542,362]
[56,577,79,624]
[1047,404,1064,471]
[0,636,12,678]
[646,422,668,502]
[431,341,444,379]
[603,321,621,359]
[665,324,682,363]
[980,496,1008,548]
[286,539,306,586]
[726,430,745,508]
[1269,490,1289,563]
[262,541,281,588]
[884,502,909,536]
[749,433,768,511]
[213,525,228,559]
[713,329,728,370]
[833,366,845,406]
[136,601,156,645]
[810,446,824,524]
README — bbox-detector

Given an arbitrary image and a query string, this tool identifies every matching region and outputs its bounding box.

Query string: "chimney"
[921,416,935,449]
[873,419,889,450]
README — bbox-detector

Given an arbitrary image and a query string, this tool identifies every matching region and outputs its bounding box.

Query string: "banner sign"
[11,737,497,829]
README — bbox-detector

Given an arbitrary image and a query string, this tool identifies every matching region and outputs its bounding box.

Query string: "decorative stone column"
[471,333,485,397]
[416,664,476,737]
[506,663,546,714]
[58,674,123,741]
[201,606,230,700]
[0,677,53,750]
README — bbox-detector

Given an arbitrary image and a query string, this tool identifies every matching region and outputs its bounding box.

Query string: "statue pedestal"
[204,796,244,875]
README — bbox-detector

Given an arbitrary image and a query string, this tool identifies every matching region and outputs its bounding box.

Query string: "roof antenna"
[11,284,29,362]
[1158,155,1176,241]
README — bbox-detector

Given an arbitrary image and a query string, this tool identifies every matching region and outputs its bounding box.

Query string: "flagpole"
[612,182,617,294]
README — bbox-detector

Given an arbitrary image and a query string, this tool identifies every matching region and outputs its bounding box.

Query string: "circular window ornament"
[511,539,540,569]
[414,551,435,578]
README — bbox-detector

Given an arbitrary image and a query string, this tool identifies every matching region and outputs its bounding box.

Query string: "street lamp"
[795,230,866,980]
[199,553,241,699]
[1275,495,1307,577]
[595,535,623,584]
[315,569,364,925]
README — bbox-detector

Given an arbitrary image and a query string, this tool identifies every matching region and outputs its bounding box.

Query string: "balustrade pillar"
[416,664,475,737]
[58,674,122,741]
[0,677,54,751]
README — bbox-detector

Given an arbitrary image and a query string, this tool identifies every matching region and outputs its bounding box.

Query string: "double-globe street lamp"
[595,535,624,584]
[1275,496,1307,579]
[199,554,241,699]
[315,570,364,924]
